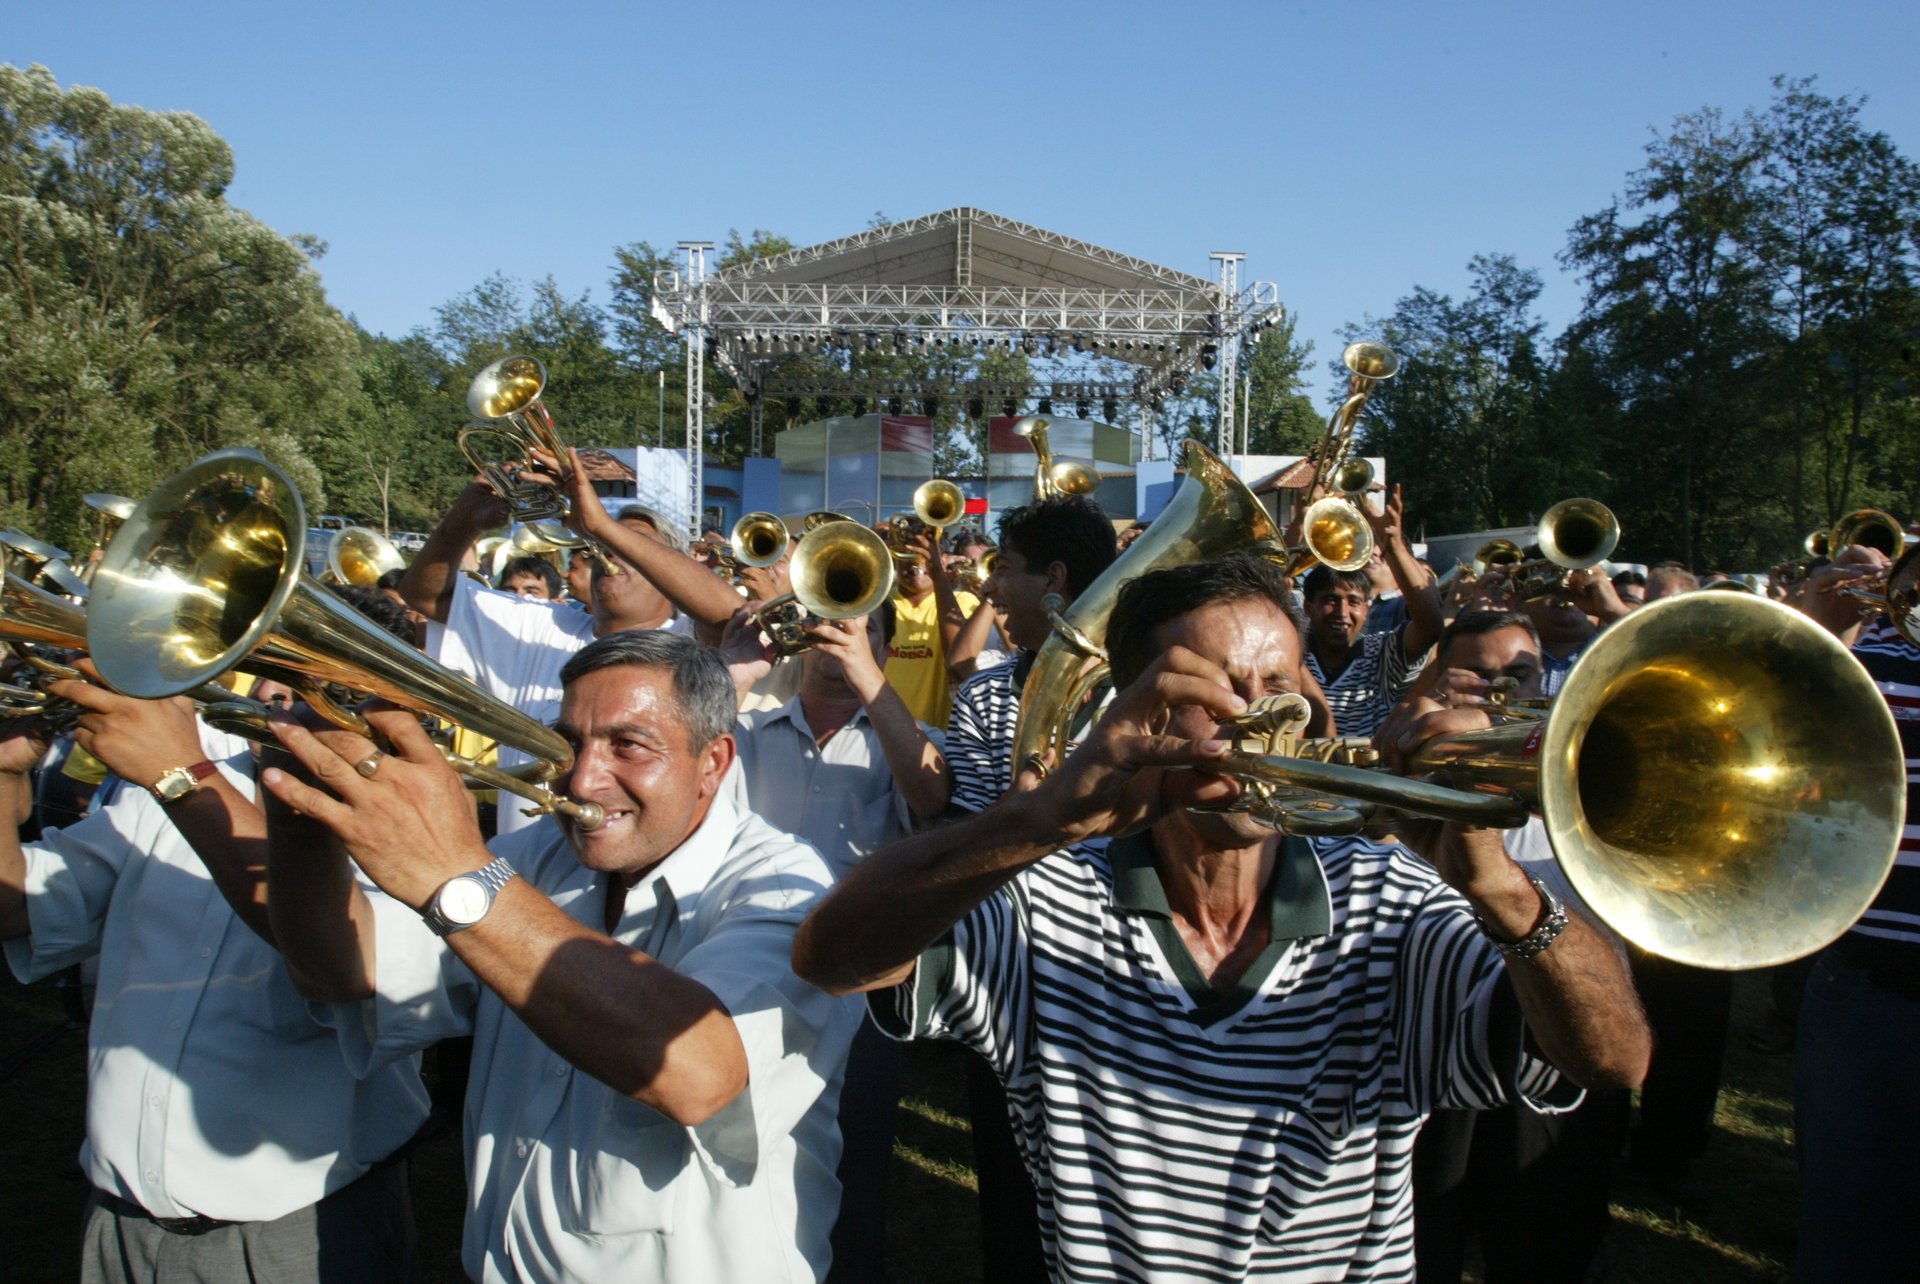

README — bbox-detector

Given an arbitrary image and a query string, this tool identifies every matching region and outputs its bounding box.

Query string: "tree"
[1242,309,1321,455]
[0,63,354,546]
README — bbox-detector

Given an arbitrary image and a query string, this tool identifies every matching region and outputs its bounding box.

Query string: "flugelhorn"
[1286,342,1398,576]
[1828,507,1909,558]
[753,520,895,656]
[1013,441,1279,777]
[1202,592,1903,969]
[88,449,604,829]
[1503,499,1620,600]
[458,355,611,568]
[1014,417,1100,500]
[326,526,406,587]
[0,529,91,598]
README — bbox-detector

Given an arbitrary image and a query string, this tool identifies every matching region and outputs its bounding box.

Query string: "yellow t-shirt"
[884,589,979,728]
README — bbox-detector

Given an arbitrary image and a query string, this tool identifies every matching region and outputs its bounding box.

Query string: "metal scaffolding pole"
[678,241,713,542]
[1210,252,1244,461]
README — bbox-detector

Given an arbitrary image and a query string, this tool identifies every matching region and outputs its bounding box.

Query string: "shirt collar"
[1107,829,1333,941]
[765,693,870,739]
[609,791,742,952]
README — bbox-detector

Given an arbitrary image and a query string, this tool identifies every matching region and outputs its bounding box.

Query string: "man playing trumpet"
[794,552,1649,1282]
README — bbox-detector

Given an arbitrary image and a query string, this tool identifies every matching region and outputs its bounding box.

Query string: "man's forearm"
[400,510,491,624]
[946,600,998,677]
[1387,540,1445,657]
[0,807,29,940]
[584,513,744,628]
[264,798,381,1001]
[792,790,1060,995]
[860,682,950,821]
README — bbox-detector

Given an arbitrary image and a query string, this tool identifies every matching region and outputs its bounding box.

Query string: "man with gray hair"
[259,630,859,1282]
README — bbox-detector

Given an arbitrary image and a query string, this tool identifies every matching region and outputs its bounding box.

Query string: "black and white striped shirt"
[874,833,1574,1282]
[946,655,1026,813]
[1850,618,1920,959]
[1305,626,1426,738]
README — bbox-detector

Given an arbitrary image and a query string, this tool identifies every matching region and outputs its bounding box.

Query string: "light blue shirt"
[317,796,859,1283]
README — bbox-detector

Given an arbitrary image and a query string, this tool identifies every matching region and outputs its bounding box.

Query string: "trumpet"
[1286,342,1398,576]
[1014,417,1100,500]
[88,449,605,829]
[730,512,790,568]
[952,550,997,594]
[325,526,406,588]
[1501,499,1620,600]
[1832,541,1920,646]
[457,356,612,570]
[1204,592,1905,969]
[753,520,895,656]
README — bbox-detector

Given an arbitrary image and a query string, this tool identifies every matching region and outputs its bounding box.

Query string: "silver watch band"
[422,857,517,936]
[1476,874,1569,961]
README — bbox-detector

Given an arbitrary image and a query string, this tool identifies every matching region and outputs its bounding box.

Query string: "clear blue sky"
[11,0,1918,402]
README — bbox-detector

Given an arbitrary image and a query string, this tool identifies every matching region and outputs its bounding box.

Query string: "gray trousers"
[80,1156,418,1284]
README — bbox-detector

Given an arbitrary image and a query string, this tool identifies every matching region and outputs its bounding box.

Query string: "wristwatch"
[422,858,517,937]
[1477,874,1569,961]
[151,760,217,804]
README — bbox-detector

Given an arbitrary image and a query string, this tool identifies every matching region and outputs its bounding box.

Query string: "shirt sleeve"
[1376,624,1427,704]
[867,878,1033,1082]
[944,670,1005,813]
[665,845,860,1186]
[2,788,156,982]
[1389,856,1581,1116]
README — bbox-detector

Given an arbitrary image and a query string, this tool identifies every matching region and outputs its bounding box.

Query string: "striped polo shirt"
[1848,618,1920,966]
[946,654,1027,812]
[874,832,1576,1282]
[1304,626,1426,738]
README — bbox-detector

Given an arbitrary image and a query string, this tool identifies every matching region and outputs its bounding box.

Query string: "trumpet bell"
[1045,459,1102,497]
[1294,496,1375,574]
[327,526,406,587]
[1534,593,1903,968]
[731,512,790,568]
[468,355,546,420]
[1829,508,1907,558]
[913,479,965,531]
[1536,498,1619,570]
[793,521,894,620]
[1342,341,1401,382]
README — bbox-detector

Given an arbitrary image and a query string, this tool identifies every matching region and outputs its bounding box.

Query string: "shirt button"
[144,1171,157,1183]
[515,1141,528,1158]
[150,1097,162,1108]
[198,948,211,959]
[552,1063,566,1077]
[169,1020,181,1030]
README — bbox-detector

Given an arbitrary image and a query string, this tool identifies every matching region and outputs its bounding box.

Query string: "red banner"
[879,416,933,453]
[987,416,1037,455]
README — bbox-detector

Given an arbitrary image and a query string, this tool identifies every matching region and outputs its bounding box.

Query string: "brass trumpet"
[1503,499,1620,600]
[88,450,605,829]
[1835,542,1920,646]
[1286,342,1398,576]
[325,526,406,588]
[730,512,791,568]
[1207,592,1905,969]
[0,529,90,599]
[457,355,611,569]
[753,520,895,656]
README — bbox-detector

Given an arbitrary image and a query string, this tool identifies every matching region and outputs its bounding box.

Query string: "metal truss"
[652,209,1284,460]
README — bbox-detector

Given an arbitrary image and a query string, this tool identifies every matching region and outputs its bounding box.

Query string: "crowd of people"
[0,448,1911,1284]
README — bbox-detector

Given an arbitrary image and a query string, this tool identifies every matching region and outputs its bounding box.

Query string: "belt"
[92,1188,236,1237]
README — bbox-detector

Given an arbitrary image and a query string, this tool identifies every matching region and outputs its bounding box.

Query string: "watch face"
[437,876,492,927]
[155,770,193,801]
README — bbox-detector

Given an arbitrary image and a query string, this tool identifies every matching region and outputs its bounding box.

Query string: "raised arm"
[0,719,51,939]
[792,647,1248,994]
[947,596,1001,679]
[261,710,747,1125]
[1367,485,1444,658]
[398,480,511,625]
[808,619,950,822]
[549,448,744,635]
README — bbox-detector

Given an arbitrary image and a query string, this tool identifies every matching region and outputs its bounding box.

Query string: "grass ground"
[1,973,1800,1283]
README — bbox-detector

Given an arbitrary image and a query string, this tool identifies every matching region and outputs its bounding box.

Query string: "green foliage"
[0,63,354,547]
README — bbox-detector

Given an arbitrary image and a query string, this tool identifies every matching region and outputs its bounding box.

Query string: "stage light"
[922,397,939,418]
[785,397,802,419]
[1076,399,1092,418]
[967,397,985,420]
[1102,397,1119,421]
[1201,344,1218,371]
[888,398,903,416]
[1001,398,1018,417]
[1037,398,1053,415]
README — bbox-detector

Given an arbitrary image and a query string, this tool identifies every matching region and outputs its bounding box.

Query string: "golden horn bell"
[88,449,604,829]
[730,512,790,568]
[1214,593,1904,969]
[753,520,896,656]
[914,479,965,532]
[326,526,407,588]
[1829,507,1908,559]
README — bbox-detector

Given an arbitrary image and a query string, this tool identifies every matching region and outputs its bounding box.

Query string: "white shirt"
[436,577,691,834]
[317,793,858,1283]
[3,726,429,1222]
[727,695,942,878]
